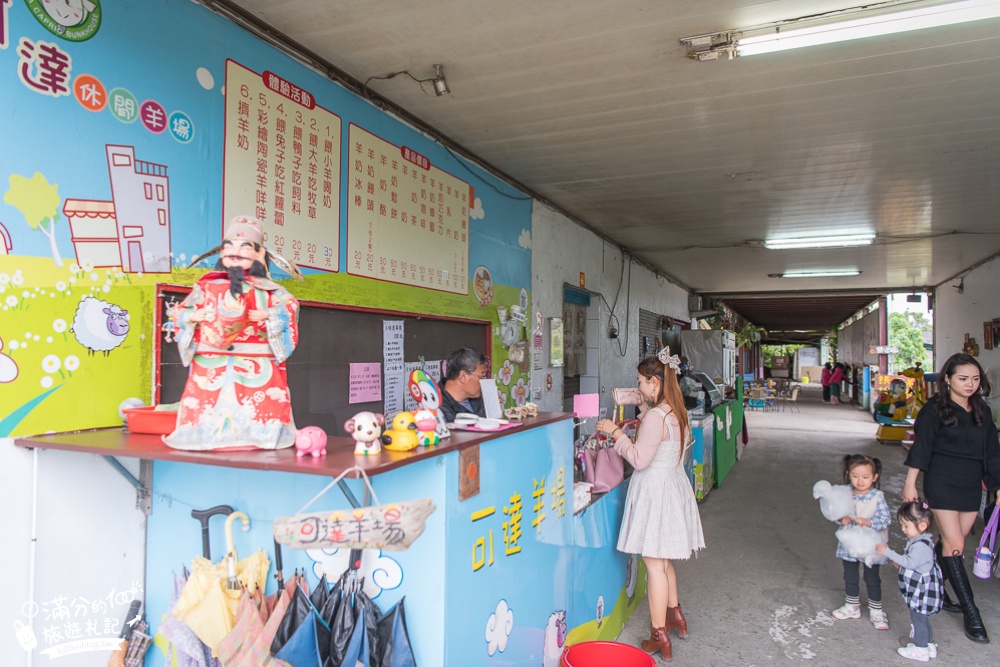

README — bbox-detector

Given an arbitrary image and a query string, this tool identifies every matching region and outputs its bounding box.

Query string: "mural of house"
[62,146,173,273]
[63,200,121,267]
[0,221,11,254]
[106,145,171,273]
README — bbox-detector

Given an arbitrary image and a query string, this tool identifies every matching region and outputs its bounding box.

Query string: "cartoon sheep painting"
[71,295,130,355]
[542,610,567,667]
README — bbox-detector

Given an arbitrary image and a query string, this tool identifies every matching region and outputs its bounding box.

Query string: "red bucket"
[561,641,655,667]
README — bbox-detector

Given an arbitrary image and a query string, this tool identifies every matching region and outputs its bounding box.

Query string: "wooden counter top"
[13,412,574,478]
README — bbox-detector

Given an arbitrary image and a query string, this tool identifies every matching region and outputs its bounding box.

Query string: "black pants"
[822,385,831,402]
[843,560,882,603]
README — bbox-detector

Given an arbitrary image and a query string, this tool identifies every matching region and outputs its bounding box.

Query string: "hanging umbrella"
[216,590,266,665]
[231,574,302,667]
[155,570,216,667]
[272,585,331,667]
[107,600,141,667]
[324,571,382,667]
[310,574,329,614]
[274,538,287,593]
[171,511,270,654]
[373,598,416,667]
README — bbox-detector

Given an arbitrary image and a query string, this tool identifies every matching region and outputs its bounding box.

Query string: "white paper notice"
[383,321,405,415]
[383,321,404,362]
[423,360,442,383]
[384,364,404,416]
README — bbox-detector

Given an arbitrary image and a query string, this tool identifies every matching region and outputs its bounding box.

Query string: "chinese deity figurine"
[164,215,302,450]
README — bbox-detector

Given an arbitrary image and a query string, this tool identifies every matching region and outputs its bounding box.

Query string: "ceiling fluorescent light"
[764,234,875,250]
[737,0,1000,57]
[680,0,1000,60]
[776,270,863,278]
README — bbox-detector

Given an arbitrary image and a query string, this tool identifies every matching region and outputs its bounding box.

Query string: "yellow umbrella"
[170,511,270,655]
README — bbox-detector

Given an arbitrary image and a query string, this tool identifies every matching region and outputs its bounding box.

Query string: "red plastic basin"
[561,641,656,667]
[123,406,178,435]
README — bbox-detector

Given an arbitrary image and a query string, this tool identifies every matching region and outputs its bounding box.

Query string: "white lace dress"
[614,405,706,559]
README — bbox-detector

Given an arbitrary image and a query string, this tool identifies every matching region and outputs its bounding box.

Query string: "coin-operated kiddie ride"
[872,368,923,444]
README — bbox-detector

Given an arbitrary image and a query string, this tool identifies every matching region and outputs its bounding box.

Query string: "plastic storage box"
[123,406,178,435]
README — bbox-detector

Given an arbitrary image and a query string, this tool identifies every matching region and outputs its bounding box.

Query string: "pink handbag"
[584,444,625,493]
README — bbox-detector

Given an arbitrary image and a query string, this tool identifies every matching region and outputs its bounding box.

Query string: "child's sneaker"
[897,643,930,662]
[897,638,936,658]
[832,603,861,620]
[869,608,889,630]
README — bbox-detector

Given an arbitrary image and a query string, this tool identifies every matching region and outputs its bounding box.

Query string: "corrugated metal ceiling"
[213,0,1000,327]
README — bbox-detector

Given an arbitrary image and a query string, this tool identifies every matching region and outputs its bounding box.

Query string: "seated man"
[439,347,488,423]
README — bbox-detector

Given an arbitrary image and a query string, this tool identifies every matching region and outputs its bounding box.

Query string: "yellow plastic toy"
[382,411,420,451]
[900,363,927,410]
[413,408,441,446]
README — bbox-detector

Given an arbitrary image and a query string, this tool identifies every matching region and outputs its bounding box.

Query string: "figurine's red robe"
[164,272,299,450]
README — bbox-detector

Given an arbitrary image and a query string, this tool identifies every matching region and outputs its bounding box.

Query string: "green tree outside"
[762,344,807,368]
[888,311,930,373]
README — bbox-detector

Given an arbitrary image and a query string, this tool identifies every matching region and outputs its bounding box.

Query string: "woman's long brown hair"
[637,355,690,463]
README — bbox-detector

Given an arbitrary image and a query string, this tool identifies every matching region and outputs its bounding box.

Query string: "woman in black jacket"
[903,353,1000,644]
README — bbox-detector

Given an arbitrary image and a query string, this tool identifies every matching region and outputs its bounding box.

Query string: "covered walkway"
[619,384,999,664]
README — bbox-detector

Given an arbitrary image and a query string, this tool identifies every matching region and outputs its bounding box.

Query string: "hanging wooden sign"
[274,497,436,551]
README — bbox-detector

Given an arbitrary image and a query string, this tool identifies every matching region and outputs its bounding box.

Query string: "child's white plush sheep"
[836,524,883,567]
[812,480,854,522]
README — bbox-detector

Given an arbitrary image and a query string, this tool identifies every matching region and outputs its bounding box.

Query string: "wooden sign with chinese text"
[273,497,436,551]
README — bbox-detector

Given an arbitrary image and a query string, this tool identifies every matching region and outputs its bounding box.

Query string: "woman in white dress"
[597,348,705,661]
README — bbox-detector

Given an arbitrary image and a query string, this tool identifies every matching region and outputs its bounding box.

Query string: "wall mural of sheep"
[0,258,152,437]
[71,295,130,355]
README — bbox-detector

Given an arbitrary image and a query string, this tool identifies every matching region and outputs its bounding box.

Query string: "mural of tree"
[4,172,63,267]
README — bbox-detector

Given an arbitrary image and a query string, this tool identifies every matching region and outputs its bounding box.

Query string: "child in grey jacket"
[876,501,944,663]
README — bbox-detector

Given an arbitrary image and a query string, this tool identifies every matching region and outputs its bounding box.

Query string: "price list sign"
[223,60,342,272]
[346,123,470,294]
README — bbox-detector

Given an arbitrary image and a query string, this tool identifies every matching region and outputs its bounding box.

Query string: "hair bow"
[657,346,681,372]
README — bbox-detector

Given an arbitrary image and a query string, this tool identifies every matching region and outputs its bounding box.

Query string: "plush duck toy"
[382,411,420,451]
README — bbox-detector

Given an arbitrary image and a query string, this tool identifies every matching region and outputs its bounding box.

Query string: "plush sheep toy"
[836,524,883,567]
[812,480,854,522]
[813,480,881,567]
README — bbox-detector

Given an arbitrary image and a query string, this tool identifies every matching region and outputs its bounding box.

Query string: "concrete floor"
[617,384,1000,665]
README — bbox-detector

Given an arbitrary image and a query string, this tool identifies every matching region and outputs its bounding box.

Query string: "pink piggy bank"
[295,426,328,458]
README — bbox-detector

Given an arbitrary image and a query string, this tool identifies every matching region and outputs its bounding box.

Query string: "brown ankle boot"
[667,605,689,639]
[641,625,670,658]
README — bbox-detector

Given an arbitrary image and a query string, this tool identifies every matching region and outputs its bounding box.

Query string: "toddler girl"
[875,501,944,662]
[831,454,892,630]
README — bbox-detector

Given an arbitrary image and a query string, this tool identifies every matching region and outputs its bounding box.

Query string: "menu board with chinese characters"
[346,123,470,294]
[223,60,342,272]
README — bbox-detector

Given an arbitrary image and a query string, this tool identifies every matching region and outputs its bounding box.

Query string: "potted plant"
[735,323,766,348]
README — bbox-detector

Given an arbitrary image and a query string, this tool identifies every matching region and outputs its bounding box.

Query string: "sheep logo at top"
[25,0,102,41]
